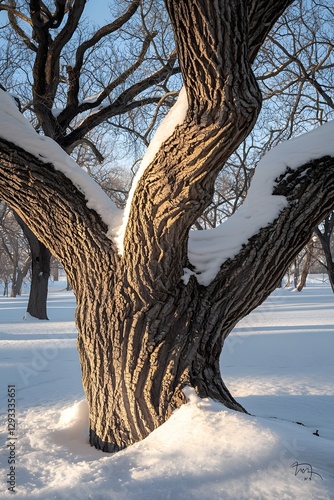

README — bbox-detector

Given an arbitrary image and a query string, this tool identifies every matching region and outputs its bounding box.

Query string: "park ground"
[0,276,333,499]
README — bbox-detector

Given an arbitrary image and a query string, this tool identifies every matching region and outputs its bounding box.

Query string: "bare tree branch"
[0,2,32,25]
[64,0,141,111]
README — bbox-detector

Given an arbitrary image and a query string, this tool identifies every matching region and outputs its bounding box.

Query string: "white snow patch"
[23,311,48,322]
[80,93,103,105]
[0,89,122,239]
[114,86,188,254]
[0,279,333,498]
[187,121,334,285]
[51,107,64,118]
[56,399,89,429]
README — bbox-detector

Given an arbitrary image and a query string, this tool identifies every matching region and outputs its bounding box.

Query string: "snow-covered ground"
[0,277,333,499]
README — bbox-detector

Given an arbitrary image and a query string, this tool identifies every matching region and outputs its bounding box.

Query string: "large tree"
[1,0,334,452]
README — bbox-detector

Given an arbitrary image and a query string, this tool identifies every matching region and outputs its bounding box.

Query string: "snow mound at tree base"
[4,393,330,500]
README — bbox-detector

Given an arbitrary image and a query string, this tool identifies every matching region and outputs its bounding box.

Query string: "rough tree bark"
[1,0,334,453]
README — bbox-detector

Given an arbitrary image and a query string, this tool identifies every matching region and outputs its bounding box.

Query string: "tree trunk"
[2,122,334,454]
[74,155,334,452]
[12,256,31,296]
[10,267,18,297]
[78,270,248,452]
[50,256,59,281]
[3,278,9,296]
[12,269,23,296]
[9,249,19,297]
[296,240,314,291]
[315,214,334,293]
[26,244,50,320]
[293,258,299,288]
[14,215,50,319]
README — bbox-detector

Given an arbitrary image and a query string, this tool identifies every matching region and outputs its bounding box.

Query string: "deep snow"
[0,276,333,499]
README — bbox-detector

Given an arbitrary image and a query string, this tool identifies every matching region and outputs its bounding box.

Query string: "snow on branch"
[186,121,334,286]
[0,89,122,238]
[115,86,188,254]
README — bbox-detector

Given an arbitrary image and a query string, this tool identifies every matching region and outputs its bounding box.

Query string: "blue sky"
[83,1,112,25]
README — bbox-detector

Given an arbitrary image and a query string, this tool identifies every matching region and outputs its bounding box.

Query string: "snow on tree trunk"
[2,135,334,450]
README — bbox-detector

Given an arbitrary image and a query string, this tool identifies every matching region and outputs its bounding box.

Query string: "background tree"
[0,202,31,296]
[296,238,316,291]
[314,213,334,291]
[1,0,334,454]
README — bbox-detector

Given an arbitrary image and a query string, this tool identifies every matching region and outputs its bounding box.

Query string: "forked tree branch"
[58,28,158,129]
[1,0,179,149]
